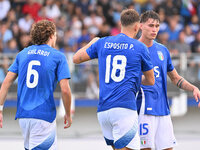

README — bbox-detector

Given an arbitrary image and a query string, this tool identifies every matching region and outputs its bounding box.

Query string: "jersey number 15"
[105,55,127,83]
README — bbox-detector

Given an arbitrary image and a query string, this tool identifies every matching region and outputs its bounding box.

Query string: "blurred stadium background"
[0,0,200,149]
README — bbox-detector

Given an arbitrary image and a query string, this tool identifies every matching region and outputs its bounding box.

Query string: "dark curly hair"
[30,20,56,45]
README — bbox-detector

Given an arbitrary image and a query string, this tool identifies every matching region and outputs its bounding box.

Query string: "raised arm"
[168,69,200,107]
[59,79,72,129]
[0,71,18,128]
[142,69,155,85]
[73,37,99,64]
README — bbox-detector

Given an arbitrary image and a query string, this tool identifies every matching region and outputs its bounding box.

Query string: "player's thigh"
[29,119,57,150]
[155,115,176,150]
[139,114,156,149]
[97,110,114,146]
[19,119,31,149]
[110,108,140,150]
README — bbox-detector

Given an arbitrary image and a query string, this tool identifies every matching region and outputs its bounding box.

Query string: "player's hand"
[64,114,72,129]
[0,111,3,128]
[193,87,200,108]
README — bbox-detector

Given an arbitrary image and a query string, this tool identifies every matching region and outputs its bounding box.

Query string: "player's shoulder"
[132,40,148,52]
[134,39,147,47]
[99,35,113,42]
[50,47,66,59]
[17,45,33,57]
[154,41,168,51]
[50,47,62,54]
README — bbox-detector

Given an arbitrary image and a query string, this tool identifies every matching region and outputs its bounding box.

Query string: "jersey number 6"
[26,60,41,88]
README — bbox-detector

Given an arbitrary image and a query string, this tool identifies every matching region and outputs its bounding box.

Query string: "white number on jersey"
[26,60,41,88]
[154,66,160,78]
[105,55,127,83]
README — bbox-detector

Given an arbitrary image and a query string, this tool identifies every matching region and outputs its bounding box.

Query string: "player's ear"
[49,34,53,39]
[134,22,140,32]
[119,21,122,29]
[140,23,143,30]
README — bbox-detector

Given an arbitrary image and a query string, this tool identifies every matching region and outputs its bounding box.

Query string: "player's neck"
[47,40,53,48]
[139,36,153,47]
[121,28,137,39]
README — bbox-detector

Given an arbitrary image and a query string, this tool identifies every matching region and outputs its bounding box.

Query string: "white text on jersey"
[104,42,134,50]
[28,49,50,56]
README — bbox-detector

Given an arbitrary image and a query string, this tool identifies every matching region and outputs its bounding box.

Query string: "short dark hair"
[30,20,56,45]
[140,10,160,23]
[120,9,140,27]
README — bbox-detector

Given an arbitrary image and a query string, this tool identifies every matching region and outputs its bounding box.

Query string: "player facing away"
[0,20,72,150]
[73,9,155,150]
[137,10,200,150]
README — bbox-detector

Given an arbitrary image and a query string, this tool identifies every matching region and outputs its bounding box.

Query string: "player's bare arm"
[167,69,200,107]
[142,69,155,85]
[60,79,72,129]
[73,37,100,64]
[0,72,17,128]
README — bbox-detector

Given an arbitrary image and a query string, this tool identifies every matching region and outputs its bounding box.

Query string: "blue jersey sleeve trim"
[86,48,93,59]
[167,67,174,73]
[142,67,153,72]
[86,40,99,59]
[8,70,18,74]
[58,76,71,82]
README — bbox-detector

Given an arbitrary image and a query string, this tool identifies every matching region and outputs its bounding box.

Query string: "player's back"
[9,44,70,122]
[87,33,153,112]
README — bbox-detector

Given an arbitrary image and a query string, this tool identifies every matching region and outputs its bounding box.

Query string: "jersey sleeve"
[166,48,174,72]
[141,45,153,72]
[86,40,99,59]
[8,54,19,74]
[57,53,71,81]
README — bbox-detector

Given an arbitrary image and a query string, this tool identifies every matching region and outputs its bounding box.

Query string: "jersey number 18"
[105,55,127,83]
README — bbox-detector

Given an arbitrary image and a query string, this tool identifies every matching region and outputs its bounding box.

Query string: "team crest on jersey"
[157,51,164,61]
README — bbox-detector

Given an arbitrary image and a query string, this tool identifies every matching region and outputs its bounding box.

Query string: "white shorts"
[139,114,177,149]
[19,118,57,150]
[97,108,140,150]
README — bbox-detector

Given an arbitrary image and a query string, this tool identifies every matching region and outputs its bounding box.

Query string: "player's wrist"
[66,113,71,118]
[192,86,198,92]
[0,105,3,111]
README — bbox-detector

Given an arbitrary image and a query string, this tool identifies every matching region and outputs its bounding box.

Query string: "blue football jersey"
[8,44,71,123]
[137,41,174,116]
[86,33,153,112]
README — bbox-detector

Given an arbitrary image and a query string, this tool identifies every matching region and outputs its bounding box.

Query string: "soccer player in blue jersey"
[73,9,155,150]
[0,20,72,150]
[137,10,200,150]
